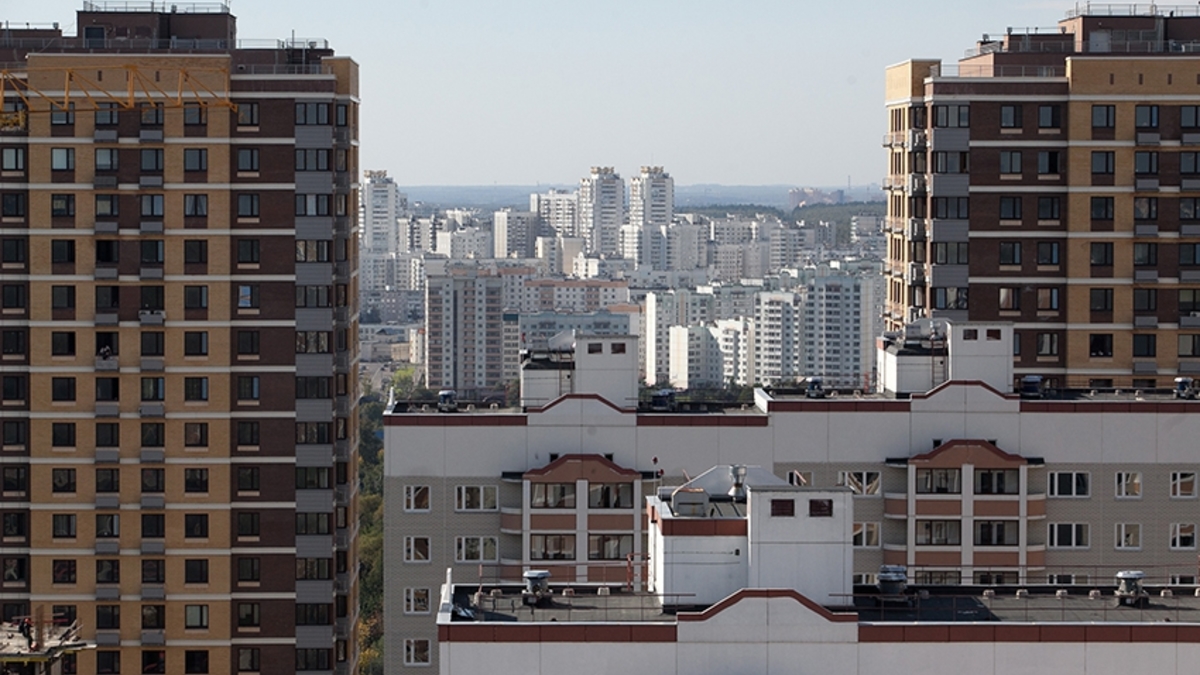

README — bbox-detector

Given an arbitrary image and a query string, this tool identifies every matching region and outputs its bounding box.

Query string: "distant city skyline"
[26,0,1065,184]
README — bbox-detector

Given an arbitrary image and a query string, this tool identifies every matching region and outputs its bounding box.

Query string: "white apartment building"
[435,227,493,260]
[668,324,725,389]
[644,289,714,385]
[360,169,408,255]
[519,279,631,314]
[578,167,624,256]
[801,272,867,388]
[752,291,803,385]
[493,209,539,259]
[529,188,578,238]
[424,269,507,391]
[629,166,673,229]
[665,221,707,271]
[714,317,754,385]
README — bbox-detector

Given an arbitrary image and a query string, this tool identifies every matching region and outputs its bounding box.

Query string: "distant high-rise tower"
[530,188,579,238]
[629,166,673,230]
[578,167,624,257]
[361,170,407,255]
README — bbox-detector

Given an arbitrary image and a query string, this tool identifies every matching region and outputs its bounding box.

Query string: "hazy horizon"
[24,0,1070,185]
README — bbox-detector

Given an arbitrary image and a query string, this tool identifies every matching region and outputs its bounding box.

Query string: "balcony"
[95,312,119,326]
[1136,131,1161,145]
[94,355,119,371]
[94,265,118,280]
[95,402,120,417]
[140,266,164,280]
[908,219,927,241]
[906,129,928,150]
[138,310,165,325]
[139,403,165,417]
[907,174,927,195]
[94,221,119,234]
[1136,177,1161,190]
[907,263,926,285]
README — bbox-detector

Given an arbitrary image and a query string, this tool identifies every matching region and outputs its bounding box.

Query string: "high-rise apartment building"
[885,5,1200,389]
[628,166,674,230]
[360,170,406,255]
[424,268,508,393]
[0,5,359,675]
[577,167,624,257]
[492,209,539,259]
[529,188,578,238]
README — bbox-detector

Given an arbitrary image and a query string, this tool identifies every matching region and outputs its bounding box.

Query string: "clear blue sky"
[21,1,1067,186]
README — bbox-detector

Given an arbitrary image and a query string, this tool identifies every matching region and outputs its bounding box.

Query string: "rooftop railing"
[930,63,1066,78]
[82,1,230,13]
[0,36,333,55]
[1065,2,1200,18]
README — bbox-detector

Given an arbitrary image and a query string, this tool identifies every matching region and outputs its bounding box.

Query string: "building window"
[916,468,960,494]
[587,483,633,508]
[50,148,75,171]
[52,514,76,538]
[237,103,259,126]
[1089,333,1113,358]
[1133,288,1157,312]
[932,242,968,264]
[1047,522,1090,549]
[184,651,208,674]
[999,151,1021,174]
[1133,334,1157,358]
[975,469,1018,495]
[52,560,75,584]
[184,559,208,583]
[915,520,961,545]
[236,468,260,493]
[184,286,208,310]
[142,514,165,538]
[1135,104,1159,128]
[237,148,260,172]
[1091,151,1115,174]
[185,514,208,538]
[1037,150,1062,175]
[1037,288,1059,310]
[529,534,575,560]
[237,239,260,263]
[1038,105,1061,129]
[932,151,969,173]
[1169,523,1197,550]
[587,534,632,560]
[852,522,879,547]
[404,639,430,667]
[95,469,119,493]
[237,331,260,355]
[404,485,430,512]
[455,536,497,563]
[184,604,208,629]
[50,195,75,217]
[295,102,330,125]
[1092,104,1115,128]
[140,148,163,172]
[1135,151,1158,175]
[932,197,969,219]
[838,471,880,495]
[141,104,164,126]
[1134,197,1158,220]
[931,287,968,310]
[183,148,208,171]
[95,514,119,538]
[1171,472,1197,498]
[933,104,969,128]
[52,423,74,449]
[999,104,1022,128]
[1090,242,1114,266]
[137,194,164,218]
[184,469,209,493]
[184,332,209,356]
[296,558,330,580]
[182,105,206,126]
[770,498,796,517]
[1091,197,1114,220]
[404,536,430,563]
[1048,471,1088,497]
[1036,242,1060,265]
[237,558,260,582]
[141,605,165,629]
[1,147,25,171]
[404,588,431,614]
[50,332,75,356]
[1133,242,1158,266]
[1181,335,1200,357]
[52,469,76,493]
[295,149,329,171]
[51,286,75,310]
[237,285,259,309]
[531,483,576,508]
[455,485,497,511]
[998,242,1021,265]
[1116,472,1142,498]
[974,520,1018,546]
[237,603,260,628]
[51,377,76,401]
[141,469,165,494]
[1116,523,1141,549]
[237,194,260,217]
[993,195,1022,219]
[183,240,207,264]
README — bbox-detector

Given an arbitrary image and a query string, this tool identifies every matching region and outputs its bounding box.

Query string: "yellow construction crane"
[0,64,237,131]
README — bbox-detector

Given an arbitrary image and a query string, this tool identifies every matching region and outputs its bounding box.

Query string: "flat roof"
[451,585,1200,625]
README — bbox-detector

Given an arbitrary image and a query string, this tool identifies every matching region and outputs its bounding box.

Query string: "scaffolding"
[0,64,236,130]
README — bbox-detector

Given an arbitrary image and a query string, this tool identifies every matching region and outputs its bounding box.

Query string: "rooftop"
[448,584,1200,625]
